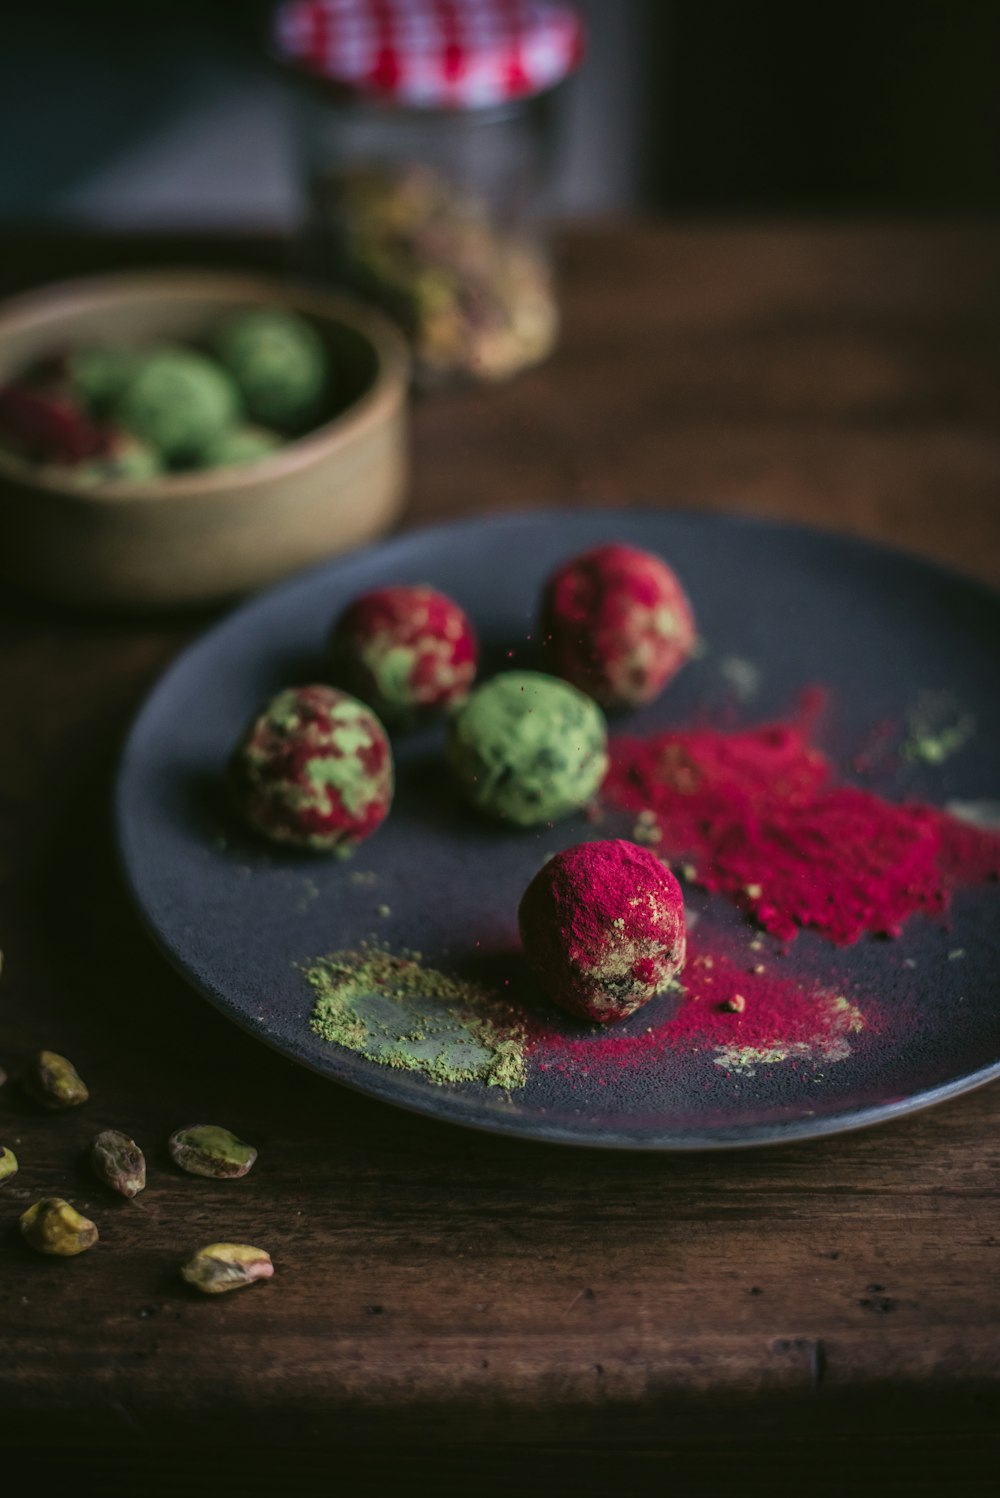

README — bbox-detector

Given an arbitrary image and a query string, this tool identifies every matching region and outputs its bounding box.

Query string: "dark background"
[2,0,997,228]
[650,0,1000,212]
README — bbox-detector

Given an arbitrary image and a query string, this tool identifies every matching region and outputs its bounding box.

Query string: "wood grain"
[411,225,1000,585]
[0,225,998,1480]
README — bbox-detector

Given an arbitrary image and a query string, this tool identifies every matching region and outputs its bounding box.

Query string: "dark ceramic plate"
[116,510,1000,1149]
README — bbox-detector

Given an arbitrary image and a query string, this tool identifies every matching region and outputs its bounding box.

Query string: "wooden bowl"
[0,271,410,608]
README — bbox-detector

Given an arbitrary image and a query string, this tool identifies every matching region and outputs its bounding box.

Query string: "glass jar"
[273,0,584,389]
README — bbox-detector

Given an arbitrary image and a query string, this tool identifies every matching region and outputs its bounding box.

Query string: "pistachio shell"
[28,1051,89,1109]
[21,1198,98,1256]
[181,1243,274,1295]
[91,1129,146,1198]
[168,1125,257,1179]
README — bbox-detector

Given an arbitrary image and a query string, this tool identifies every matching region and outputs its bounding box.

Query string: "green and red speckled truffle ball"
[518,839,687,1024]
[229,684,393,855]
[541,543,696,710]
[328,585,478,727]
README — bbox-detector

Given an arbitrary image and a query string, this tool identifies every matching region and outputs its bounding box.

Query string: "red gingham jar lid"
[274,0,585,109]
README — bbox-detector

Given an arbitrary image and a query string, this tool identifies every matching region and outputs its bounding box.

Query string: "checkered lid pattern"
[274,0,584,108]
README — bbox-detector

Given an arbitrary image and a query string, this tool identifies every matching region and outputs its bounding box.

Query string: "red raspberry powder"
[602,719,1000,945]
[528,936,871,1079]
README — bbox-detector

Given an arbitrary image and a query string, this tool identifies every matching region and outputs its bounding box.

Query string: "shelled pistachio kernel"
[168,1125,257,1179]
[0,1146,17,1185]
[20,1198,98,1256]
[91,1129,146,1198]
[181,1243,274,1295]
[28,1050,89,1109]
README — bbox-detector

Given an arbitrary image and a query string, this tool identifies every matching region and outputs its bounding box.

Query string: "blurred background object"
[0,273,410,606]
[274,0,585,387]
[3,0,998,233]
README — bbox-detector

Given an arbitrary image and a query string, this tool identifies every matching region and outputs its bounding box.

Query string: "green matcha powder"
[306,947,527,1089]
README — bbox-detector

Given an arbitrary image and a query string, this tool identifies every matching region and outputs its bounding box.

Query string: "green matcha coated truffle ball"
[68,343,136,414]
[447,671,609,826]
[213,310,327,430]
[118,347,240,463]
[201,424,283,469]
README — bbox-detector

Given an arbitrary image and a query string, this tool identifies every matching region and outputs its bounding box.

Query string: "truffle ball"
[542,543,696,709]
[201,424,283,469]
[0,382,105,466]
[67,343,135,415]
[329,585,477,727]
[74,430,161,484]
[447,671,608,826]
[119,348,240,463]
[229,684,393,855]
[213,310,327,429]
[519,839,687,1024]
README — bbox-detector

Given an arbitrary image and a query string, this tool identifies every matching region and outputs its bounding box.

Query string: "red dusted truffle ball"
[329,584,478,728]
[229,684,393,854]
[518,839,686,1025]
[0,381,107,466]
[541,543,696,709]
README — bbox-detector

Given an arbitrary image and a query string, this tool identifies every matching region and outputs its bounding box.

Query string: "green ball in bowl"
[119,346,240,463]
[213,310,327,430]
[201,425,283,470]
[68,343,136,415]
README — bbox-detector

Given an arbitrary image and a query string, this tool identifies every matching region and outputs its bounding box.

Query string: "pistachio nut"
[91,1129,146,1198]
[0,1064,7,1089]
[168,1125,257,1179]
[0,1146,17,1186]
[28,1050,89,1109]
[181,1243,274,1295]
[21,1197,98,1256]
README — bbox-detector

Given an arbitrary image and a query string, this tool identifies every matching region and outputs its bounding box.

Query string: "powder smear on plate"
[528,938,867,1081]
[305,946,527,1089]
[305,708,999,1091]
[305,937,869,1088]
[602,716,1000,945]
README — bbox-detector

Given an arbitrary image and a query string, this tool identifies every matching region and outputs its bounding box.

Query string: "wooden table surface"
[1,225,998,1494]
